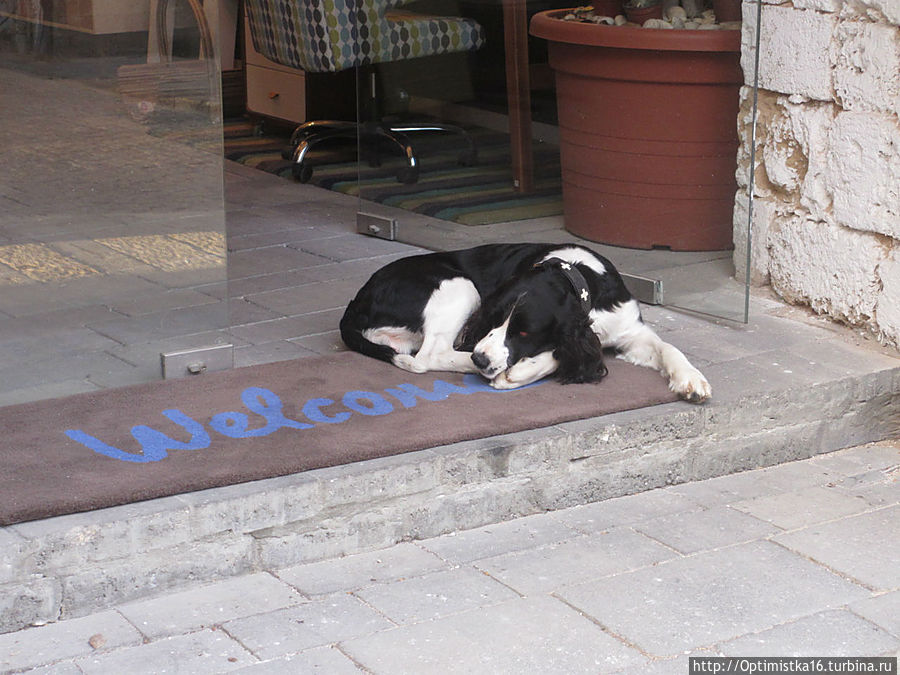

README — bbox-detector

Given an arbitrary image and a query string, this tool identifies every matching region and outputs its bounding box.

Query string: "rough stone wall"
[734,0,899,349]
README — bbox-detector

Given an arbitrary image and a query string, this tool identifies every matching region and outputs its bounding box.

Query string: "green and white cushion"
[245,0,484,74]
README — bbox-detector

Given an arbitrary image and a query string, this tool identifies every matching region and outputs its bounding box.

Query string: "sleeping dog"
[340,243,710,402]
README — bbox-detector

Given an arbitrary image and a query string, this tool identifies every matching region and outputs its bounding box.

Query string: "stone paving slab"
[222,594,394,661]
[549,488,697,533]
[77,629,257,675]
[851,591,900,639]
[233,340,320,368]
[226,225,347,253]
[0,379,101,408]
[731,484,873,529]
[0,349,137,393]
[667,457,851,507]
[106,288,221,317]
[417,510,578,564]
[716,609,898,657]
[228,296,285,326]
[473,527,677,596]
[834,465,900,508]
[774,506,900,592]
[354,566,520,624]
[0,610,142,673]
[341,595,648,674]
[226,309,345,343]
[275,543,449,597]
[247,276,371,316]
[231,645,363,674]
[292,330,347,356]
[556,540,873,657]
[630,503,781,554]
[227,246,330,280]
[84,302,230,344]
[116,573,305,640]
[292,234,422,263]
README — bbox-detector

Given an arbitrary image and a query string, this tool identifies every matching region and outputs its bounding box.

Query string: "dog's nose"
[471,351,490,370]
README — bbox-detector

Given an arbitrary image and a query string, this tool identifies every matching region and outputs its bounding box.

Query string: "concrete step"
[2,315,898,633]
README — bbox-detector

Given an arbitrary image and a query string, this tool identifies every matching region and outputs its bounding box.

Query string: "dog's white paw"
[489,371,520,390]
[669,367,711,403]
[393,354,427,374]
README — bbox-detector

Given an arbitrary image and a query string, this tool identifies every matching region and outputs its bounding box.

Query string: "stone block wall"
[734,0,899,349]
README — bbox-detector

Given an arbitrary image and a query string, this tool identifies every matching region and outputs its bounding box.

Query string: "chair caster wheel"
[292,163,313,183]
[397,166,419,184]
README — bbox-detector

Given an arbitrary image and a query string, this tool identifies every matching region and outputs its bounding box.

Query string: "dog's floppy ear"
[456,289,525,351]
[553,315,607,384]
[456,306,489,351]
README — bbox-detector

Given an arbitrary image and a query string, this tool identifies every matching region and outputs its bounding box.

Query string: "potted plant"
[529,3,743,251]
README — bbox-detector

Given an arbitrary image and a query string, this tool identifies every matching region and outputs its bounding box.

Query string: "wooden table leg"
[203,0,239,71]
[503,0,534,193]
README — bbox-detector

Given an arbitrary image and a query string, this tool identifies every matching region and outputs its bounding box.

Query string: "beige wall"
[90,1,151,34]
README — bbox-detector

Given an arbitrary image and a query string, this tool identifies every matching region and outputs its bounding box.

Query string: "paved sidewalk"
[2,442,897,674]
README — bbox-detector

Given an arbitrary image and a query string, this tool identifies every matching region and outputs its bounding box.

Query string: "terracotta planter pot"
[713,0,742,22]
[623,3,663,25]
[530,10,743,251]
[593,0,624,16]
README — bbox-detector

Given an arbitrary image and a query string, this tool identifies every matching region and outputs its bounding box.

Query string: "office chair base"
[283,120,476,185]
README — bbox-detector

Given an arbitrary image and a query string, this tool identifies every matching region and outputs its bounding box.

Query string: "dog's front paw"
[670,367,711,403]
[489,371,519,390]
[393,354,427,374]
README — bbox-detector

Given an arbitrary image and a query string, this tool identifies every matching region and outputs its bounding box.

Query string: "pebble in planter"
[562,2,741,29]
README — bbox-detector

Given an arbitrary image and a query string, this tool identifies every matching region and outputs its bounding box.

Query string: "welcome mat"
[0,351,679,526]
[224,119,564,226]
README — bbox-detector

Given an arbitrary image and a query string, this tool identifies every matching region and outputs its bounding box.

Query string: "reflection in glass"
[343,0,761,324]
[0,1,228,405]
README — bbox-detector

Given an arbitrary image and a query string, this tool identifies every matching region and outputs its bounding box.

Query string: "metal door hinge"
[161,344,234,379]
[357,212,396,241]
[622,274,663,305]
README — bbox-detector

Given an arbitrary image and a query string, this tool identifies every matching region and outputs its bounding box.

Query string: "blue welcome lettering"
[209,387,313,438]
[342,390,393,416]
[64,374,550,464]
[65,409,210,463]
[302,397,351,424]
[384,380,474,408]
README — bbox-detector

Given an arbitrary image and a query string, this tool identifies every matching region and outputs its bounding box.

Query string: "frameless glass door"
[0,0,229,406]
[346,0,761,324]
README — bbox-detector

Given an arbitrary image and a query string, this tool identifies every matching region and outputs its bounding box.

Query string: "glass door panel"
[349,0,760,324]
[0,0,228,406]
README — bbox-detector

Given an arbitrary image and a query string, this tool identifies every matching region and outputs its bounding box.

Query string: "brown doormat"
[0,352,679,526]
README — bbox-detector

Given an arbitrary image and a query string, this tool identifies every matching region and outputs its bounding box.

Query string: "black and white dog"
[340,243,710,402]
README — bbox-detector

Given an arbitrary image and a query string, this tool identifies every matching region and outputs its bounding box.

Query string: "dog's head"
[461,261,607,385]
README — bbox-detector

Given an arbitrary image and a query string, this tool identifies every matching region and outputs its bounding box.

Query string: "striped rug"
[224,119,563,225]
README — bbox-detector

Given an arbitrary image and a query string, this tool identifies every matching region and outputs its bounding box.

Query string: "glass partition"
[0,0,228,406]
[345,0,760,323]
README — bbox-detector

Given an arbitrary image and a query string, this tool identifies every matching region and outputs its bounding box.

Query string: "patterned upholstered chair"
[244,0,485,183]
